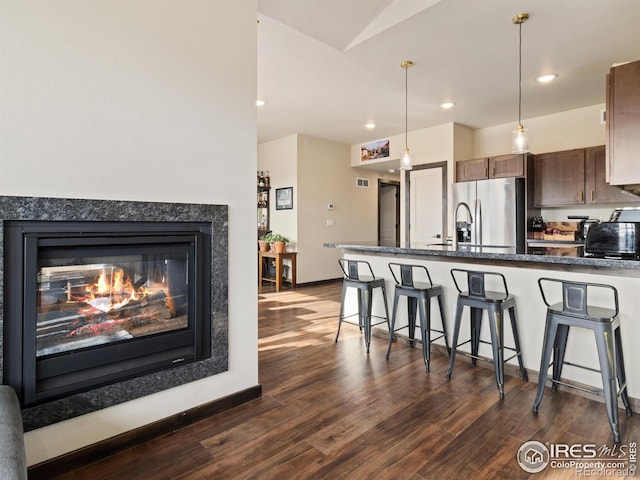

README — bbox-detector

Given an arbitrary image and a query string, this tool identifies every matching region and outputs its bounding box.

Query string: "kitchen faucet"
[454,201,473,249]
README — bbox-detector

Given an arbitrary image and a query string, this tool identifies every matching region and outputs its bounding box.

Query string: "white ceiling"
[256,0,640,161]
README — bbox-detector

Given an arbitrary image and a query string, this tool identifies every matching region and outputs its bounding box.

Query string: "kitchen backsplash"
[540,204,637,223]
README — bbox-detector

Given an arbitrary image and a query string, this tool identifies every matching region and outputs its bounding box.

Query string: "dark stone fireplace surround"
[0,195,228,431]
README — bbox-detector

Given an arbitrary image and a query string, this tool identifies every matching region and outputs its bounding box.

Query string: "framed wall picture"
[360,138,390,162]
[275,187,293,210]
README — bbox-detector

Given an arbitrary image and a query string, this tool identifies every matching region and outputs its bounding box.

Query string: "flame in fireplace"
[86,268,147,313]
[95,271,110,295]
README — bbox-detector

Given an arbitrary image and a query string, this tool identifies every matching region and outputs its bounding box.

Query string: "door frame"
[405,161,448,244]
[378,179,400,247]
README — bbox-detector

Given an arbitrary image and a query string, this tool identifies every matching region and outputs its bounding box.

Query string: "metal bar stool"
[335,259,390,353]
[447,268,528,398]
[385,263,450,372]
[532,277,632,443]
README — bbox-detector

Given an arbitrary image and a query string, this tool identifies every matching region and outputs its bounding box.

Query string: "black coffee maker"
[568,215,599,241]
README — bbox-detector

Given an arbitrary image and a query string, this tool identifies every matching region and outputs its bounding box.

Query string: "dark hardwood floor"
[55,281,637,479]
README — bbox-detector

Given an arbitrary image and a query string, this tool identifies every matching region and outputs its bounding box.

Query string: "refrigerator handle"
[475,199,482,246]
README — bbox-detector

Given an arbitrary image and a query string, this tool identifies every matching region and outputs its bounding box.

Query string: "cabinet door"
[608,60,640,186]
[456,158,488,182]
[586,145,640,203]
[534,149,585,206]
[489,154,524,178]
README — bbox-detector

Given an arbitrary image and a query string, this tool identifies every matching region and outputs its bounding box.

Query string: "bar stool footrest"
[549,378,602,396]
[504,352,523,363]
[390,332,447,344]
[452,348,522,365]
[371,317,390,326]
[339,318,389,328]
[453,339,521,354]
[453,350,495,366]
[430,332,446,343]
[557,360,601,375]
[548,377,630,402]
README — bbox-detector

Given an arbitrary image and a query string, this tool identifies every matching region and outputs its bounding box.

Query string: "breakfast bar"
[325,241,640,406]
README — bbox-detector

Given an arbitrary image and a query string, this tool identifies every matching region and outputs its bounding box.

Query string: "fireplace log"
[37,293,175,346]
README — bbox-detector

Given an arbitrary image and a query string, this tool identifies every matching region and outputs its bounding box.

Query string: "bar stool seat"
[532,277,632,443]
[385,263,450,372]
[447,269,528,399]
[335,259,390,353]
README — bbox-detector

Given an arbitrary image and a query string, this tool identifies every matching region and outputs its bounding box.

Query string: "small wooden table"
[259,251,297,292]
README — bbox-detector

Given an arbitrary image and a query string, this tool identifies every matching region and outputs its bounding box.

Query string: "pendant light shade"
[512,124,528,153]
[511,13,529,154]
[400,60,413,170]
[400,147,412,170]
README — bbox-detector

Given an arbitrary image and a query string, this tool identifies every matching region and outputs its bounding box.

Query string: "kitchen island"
[325,241,640,405]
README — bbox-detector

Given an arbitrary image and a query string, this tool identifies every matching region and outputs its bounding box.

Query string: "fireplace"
[0,196,228,431]
[4,221,211,406]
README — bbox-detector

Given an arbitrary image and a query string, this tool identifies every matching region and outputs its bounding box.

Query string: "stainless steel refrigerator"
[452,177,525,248]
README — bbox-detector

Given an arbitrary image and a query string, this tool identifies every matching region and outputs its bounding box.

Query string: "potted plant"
[264,232,288,253]
[258,235,270,253]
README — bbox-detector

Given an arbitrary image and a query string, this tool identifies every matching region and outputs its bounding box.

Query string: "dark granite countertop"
[324,241,640,271]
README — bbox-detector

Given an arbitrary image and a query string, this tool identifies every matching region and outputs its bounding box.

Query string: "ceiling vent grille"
[356,178,369,188]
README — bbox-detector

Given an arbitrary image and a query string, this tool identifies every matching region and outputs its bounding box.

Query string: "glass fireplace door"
[36,249,190,357]
[2,222,211,407]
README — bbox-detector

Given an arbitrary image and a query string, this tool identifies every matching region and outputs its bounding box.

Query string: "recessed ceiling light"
[440,102,455,109]
[256,99,266,106]
[536,73,558,83]
[365,123,376,129]
[388,169,396,173]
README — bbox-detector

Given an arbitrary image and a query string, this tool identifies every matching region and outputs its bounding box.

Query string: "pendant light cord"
[405,65,408,148]
[518,21,522,126]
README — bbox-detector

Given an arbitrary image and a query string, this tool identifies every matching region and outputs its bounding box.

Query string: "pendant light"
[400,60,413,170]
[511,13,529,154]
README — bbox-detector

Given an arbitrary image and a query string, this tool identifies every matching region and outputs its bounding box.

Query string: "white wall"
[259,134,394,283]
[257,134,299,245]
[0,0,258,465]
[350,123,460,169]
[452,124,474,162]
[298,135,374,283]
[349,106,631,240]
[350,106,607,177]
[473,104,607,157]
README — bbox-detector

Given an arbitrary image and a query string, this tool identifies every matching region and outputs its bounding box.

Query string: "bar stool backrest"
[563,282,588,316]
[400,265,413,287]
[537,277,619,318]
[348,261,359,280]
[451,268,509,300]
[468,272,486,298]
[338,258,376,281]
[388,263,433,288]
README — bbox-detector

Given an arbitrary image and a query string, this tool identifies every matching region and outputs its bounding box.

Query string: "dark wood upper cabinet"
[535,149,586,206]
[607,60,640,186]
[456,154,525,182]
[456,157,488,182]
[489,154,525,178]
[535,145,640,206]
[586,145,639,203]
